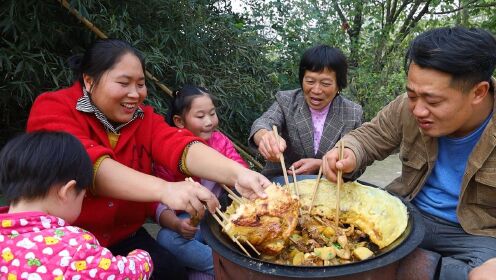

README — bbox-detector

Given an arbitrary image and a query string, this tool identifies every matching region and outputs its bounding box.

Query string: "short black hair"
[167,85,214,126]
[405,27,496,93]
[0,131,92,204]
[299,45,348,91]
[68,39,146,91]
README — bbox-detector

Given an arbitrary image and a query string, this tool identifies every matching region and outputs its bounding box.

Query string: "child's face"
[180,95,219,141]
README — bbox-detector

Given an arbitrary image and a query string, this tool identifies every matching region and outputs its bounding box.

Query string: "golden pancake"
[296,179,408,249]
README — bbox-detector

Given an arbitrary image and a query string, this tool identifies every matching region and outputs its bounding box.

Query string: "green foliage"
[242,0,496,119]
[0,0,278,148]
[0,0,93,145]
[1,0,495,151]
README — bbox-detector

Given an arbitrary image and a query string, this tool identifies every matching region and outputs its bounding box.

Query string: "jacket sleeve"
[149,112,205,179]
[248,95,286,151]
[153,164,178,182]
[342,94,405,174]
[70,240,153,279]
[217,133,249,168]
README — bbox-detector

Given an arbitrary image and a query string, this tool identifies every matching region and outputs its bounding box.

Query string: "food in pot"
[221,179,408,266]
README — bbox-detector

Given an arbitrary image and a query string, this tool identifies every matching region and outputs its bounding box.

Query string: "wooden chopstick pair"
[335,140,345,227]
[187,178,256,257]
[220,184,247,205]
[185,177,201,227]
[211,210,252,257]
[214,184,260,257]
[187,179,260,257]
[308,140,345,224]
[291,166,299,197]
[308,165,323,213]
[272,125,290,187]
[272,126,300,199]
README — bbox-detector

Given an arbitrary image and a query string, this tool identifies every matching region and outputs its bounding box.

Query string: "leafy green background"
[1,0,495,160]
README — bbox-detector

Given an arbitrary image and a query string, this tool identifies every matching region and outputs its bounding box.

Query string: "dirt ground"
[357,153,402,188]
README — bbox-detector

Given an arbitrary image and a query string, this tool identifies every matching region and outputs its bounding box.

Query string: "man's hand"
[322,147,357,182]
[288,158,322,175]
[254,129,287,162]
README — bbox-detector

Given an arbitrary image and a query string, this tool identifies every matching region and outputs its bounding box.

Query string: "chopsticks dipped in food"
[272,125,290,187]
[211,184,258,257]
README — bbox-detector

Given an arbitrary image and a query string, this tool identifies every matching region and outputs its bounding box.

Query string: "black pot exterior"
[202,176,425,278]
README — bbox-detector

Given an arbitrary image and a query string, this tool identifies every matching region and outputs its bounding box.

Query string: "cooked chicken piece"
[224,184,299,255]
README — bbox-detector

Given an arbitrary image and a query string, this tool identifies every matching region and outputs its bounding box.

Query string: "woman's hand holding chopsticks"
[253,128,287,163]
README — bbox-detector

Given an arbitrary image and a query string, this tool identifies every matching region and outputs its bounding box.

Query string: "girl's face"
[175,95,218,141]
[84,53,147,124]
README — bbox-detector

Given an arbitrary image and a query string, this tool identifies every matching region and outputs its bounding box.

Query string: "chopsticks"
[220,184,247,205]
[185,177,202,227]
[308,165,323,213]
[212,184,260,257]
[335,140,345,226]
[290,165,299,197]
[211,209,252,257]
[186,179,261,257]
[272,125,290,187]
[212,207,260,257]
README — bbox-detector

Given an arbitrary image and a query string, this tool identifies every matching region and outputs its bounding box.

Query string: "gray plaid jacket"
[249,89,363,178]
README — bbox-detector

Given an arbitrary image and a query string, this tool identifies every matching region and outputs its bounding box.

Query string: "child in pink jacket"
[154,85,248,279]
[0,131,153,279]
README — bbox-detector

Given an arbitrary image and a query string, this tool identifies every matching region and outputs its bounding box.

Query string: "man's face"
[406,63,477,138]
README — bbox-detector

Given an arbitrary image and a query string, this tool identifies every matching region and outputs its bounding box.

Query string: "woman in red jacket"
[27,39,270,279]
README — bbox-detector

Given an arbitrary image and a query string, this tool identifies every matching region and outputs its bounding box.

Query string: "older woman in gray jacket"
[249,45,363,178]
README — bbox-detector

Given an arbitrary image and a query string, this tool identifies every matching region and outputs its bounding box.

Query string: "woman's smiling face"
[302,68,339,111]
[84,52,147,124]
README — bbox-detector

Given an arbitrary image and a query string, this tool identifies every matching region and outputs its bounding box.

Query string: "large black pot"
[202,175,425,279]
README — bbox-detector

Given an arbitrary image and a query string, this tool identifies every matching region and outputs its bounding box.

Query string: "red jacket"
[27,82,202,246]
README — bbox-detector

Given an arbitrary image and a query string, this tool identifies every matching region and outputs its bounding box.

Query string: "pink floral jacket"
[0,208,153,279]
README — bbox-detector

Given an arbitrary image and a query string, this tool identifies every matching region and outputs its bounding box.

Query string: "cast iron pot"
[202,175,425,279]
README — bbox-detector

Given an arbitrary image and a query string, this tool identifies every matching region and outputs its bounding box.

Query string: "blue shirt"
[413,113,492,223]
